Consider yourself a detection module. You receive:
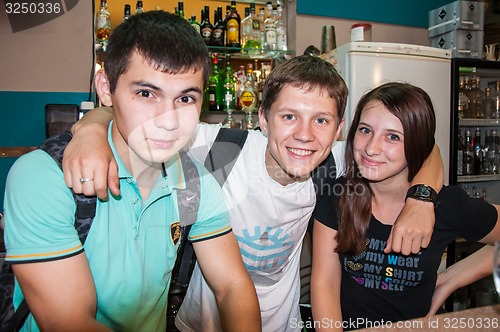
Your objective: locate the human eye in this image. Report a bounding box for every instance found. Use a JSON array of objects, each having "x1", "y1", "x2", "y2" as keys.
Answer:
[
  {"x1": 388, "y1": 133, "x2": 401, "y2": 141},
  {"x1": 137, "y1": 89, "x2": 154, "y2": 98},
  {"x1": 358, "y1": 126, "x2": 370, "y2": 135},
  {"x1": 178, "y1": 95, "x2": 196, "y2": 104},
  {"x1": 283, "y1": 114, "x2": 296, "y2": 121},
  {"x1": 315, "y1": 117, "x2": 328, "y2": 125}
]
